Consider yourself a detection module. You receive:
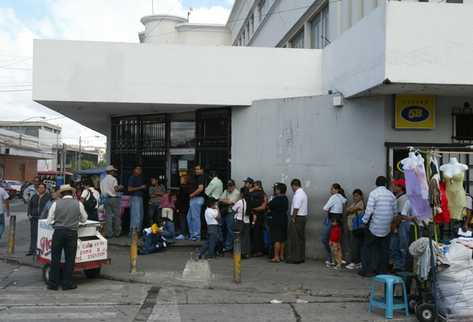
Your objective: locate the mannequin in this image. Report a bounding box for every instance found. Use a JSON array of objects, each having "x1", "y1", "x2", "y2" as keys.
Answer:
[
  {"x1": 440, "y1": 158, "x2": 468, "y2": 221},
  {"x1": 439, "y1": 158, "x2": 468, "y2": 178}
]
